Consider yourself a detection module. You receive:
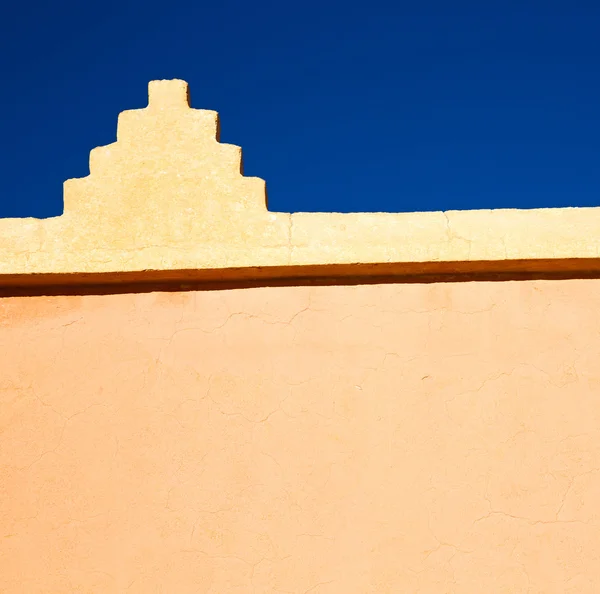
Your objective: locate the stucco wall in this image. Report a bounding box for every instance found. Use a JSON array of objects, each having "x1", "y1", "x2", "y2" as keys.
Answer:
[
  {"x1": 2, "y1": 279, "x2": 600, "y2": 592},
  {"x1": 3, "y1": 77, "x2": 600, "y2": 592}
]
